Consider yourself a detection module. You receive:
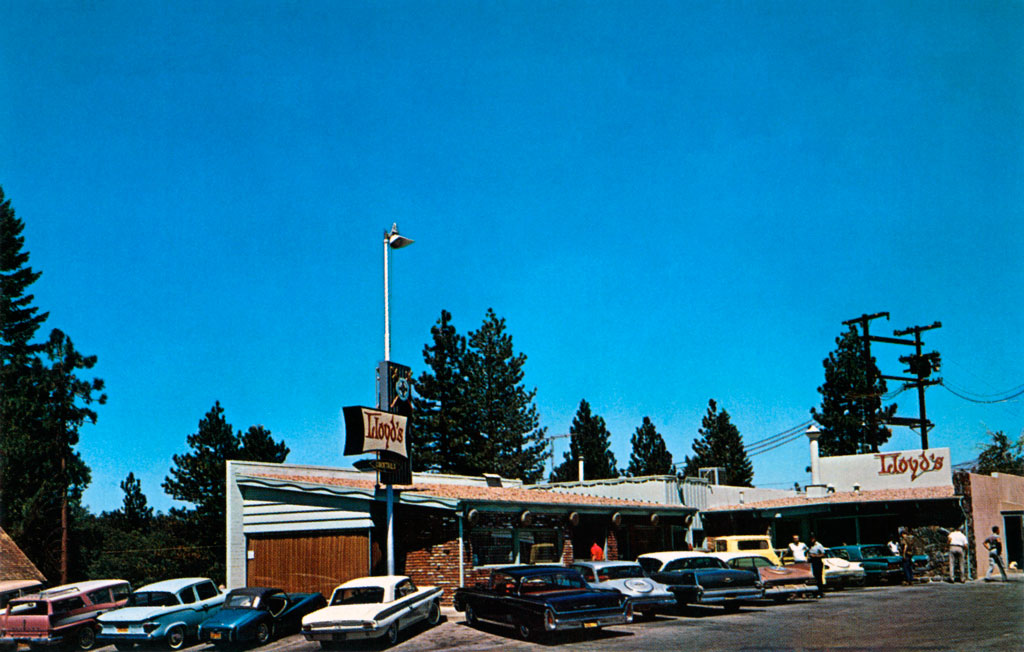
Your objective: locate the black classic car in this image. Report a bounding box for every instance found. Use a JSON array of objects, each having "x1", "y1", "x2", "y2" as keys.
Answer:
[
  {"x1": 637, "y1": 552, "x2": 763, "y2": 611},
  {"x1": 452, "y1": 566, "x2": 633, "y2": 640},
  {"x1": 197, "y1": 587, "x2": 326, "y2": 647}
]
